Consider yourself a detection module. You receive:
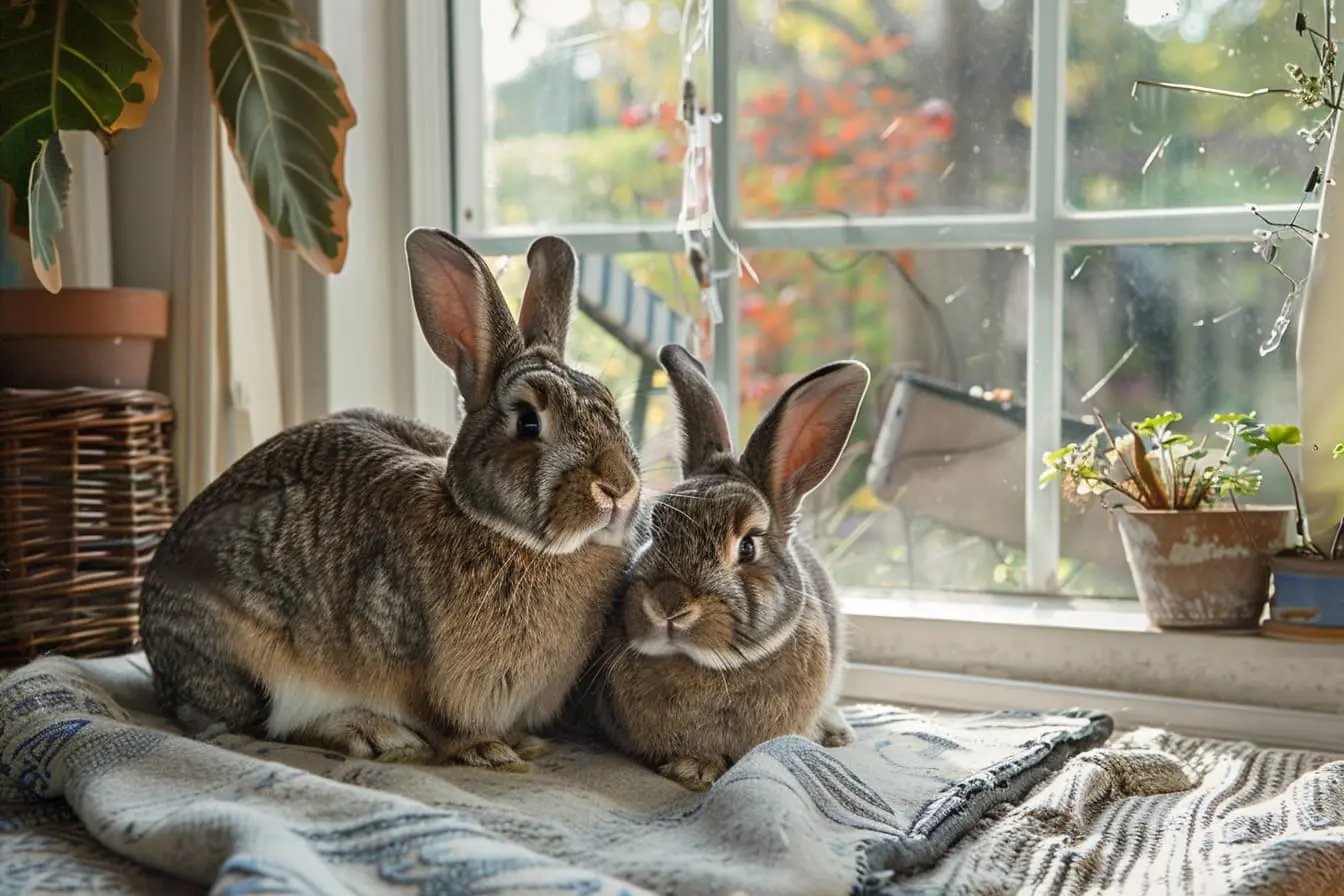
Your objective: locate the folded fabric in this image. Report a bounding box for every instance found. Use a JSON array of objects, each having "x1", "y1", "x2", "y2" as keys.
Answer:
[
  {"x1": 894, "y1": 727, "x2": 1344, "y2": 896},
  {"x1": 0, "y1": 654, "x2": 1111, "y2": 895}
]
